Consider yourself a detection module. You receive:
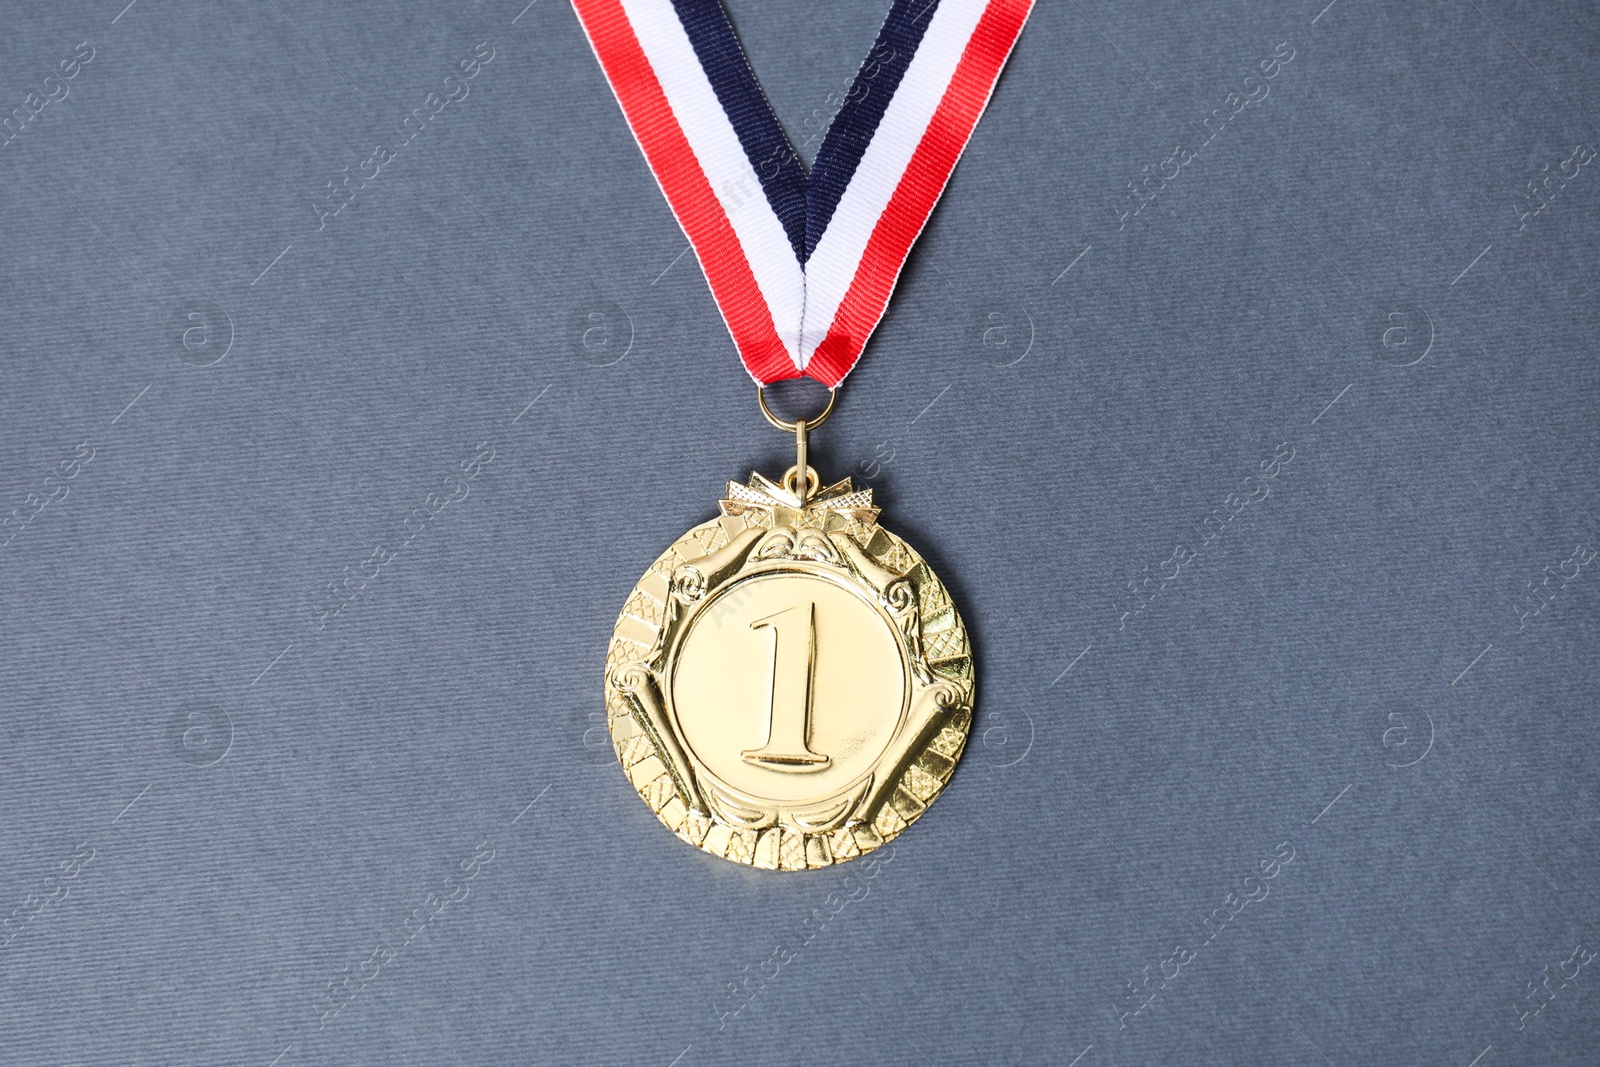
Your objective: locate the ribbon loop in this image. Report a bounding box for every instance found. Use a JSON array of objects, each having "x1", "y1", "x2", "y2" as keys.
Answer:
[{"x1": 572, "y1": 0, "x2": 1034, "y2": 386}]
